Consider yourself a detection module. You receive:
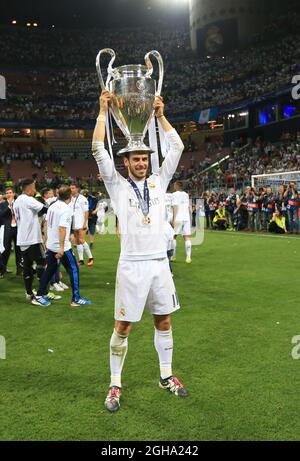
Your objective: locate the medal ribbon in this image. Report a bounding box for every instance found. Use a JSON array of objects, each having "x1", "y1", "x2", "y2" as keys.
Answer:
[{"x1": 127, "y1": 177, "x2": 150, "y2": 217}]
